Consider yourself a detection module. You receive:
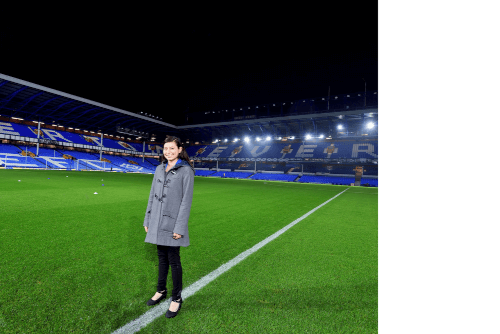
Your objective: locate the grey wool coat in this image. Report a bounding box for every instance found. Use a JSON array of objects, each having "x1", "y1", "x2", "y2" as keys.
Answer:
[{"x1": 143, "y1": 159, "x2": 195, "y2": 247}]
